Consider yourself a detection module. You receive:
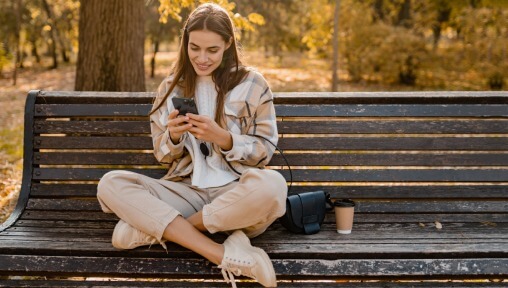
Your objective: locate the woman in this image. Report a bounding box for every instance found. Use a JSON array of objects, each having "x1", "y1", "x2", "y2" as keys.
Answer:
[{"x1": 97, "y1": 3, "x2": 287, "y2": 287}]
